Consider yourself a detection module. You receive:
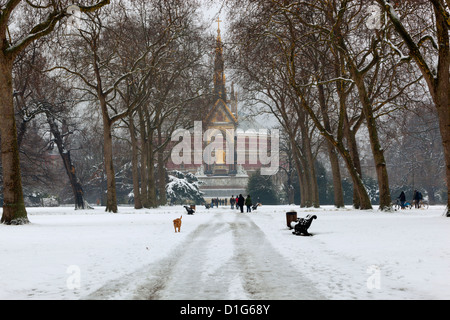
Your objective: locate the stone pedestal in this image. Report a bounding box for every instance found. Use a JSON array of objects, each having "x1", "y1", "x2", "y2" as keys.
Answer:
[{"x1": 198, "y1": 175, "x2": 248, "y2": 200}]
